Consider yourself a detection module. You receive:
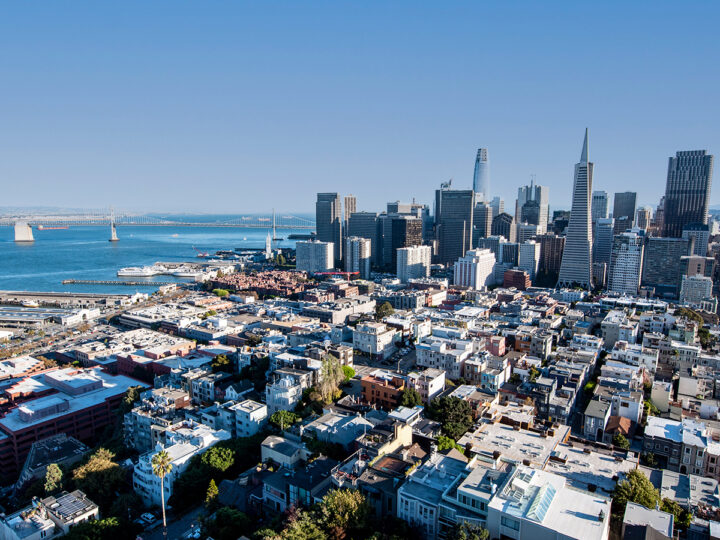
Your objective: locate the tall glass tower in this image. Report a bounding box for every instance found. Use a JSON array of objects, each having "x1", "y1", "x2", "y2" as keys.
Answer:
[
  {"x1": 557, "y1": 129, "x2": 594, "y2": 289},
  {"x1": 473, "y1": 148, "x2": 490, "y2": 202},
  {"x1": 662, "y1": 150, "x2": 714, "y2": 238}
]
